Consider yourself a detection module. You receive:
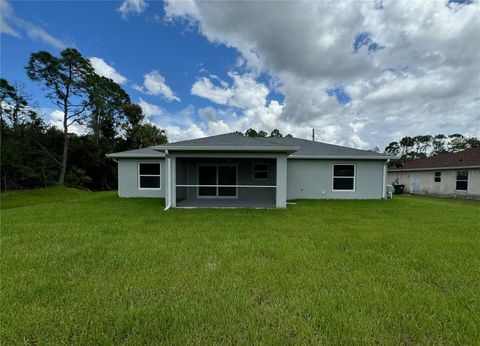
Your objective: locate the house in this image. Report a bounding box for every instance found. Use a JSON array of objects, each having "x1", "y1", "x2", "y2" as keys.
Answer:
[
  {"x1": 107, "y1": 133, "x2": 394, "y2": 209},
  {"x1": 387, "y1": 147, "x2": 480, "y2": 199}
]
